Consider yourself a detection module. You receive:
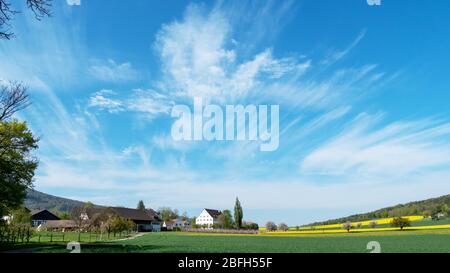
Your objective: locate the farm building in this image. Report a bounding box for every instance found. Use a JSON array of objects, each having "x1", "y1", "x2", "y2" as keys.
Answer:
[
  {"x1": 30, "y1": 209, "x2": 60, "y2": 227},
  {"x1": 162, "y1": 218, "x2": 188, "y2": 230},
  {"x1": 43, "y1": 220, "x2": 78, "y2": 232},
  {"x1": 83, "y1": 207, "x2": 162, "y2": 232},
  {"x1": 196, "y1": 209, "x2": 222, "y2": 228}
]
